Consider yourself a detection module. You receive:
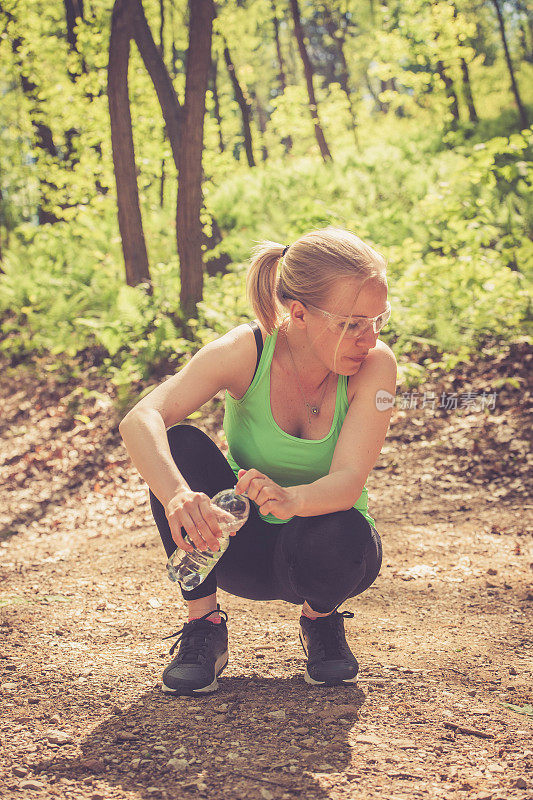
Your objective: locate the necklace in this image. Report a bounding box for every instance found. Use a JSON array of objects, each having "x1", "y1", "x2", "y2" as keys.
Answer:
[{"x1": 282, "y1": 327, "x2": 331, "y2": 425}]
